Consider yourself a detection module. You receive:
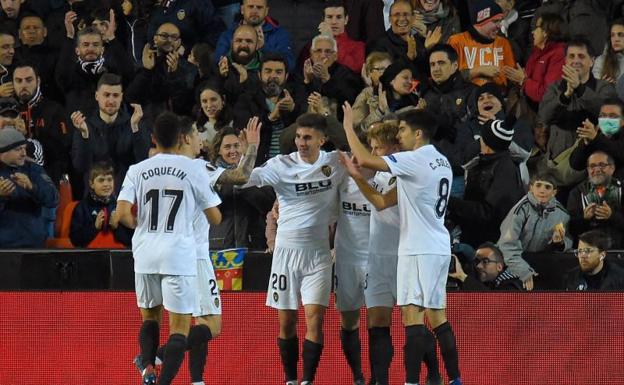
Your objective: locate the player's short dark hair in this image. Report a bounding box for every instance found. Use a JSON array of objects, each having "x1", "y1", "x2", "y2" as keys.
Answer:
[
  {"x1": 477, "y1": 242, "x2": 504, "y2": 263},
  {"x1": 578, "y1": 230, "x2": 610, "y2": 252},
  {"x1": 179, "y1": 116, "x2": 194, "y2": 136},
  {"x1": 88, "y1": 161, "x2": 114, "y2": 182},
  {"x1": 13, "y1": 61, "x2": 40, "y2": 78},
  {"x1": 397, "y1": 109, "x2": 438, "y2": 141},
  {"x1": 428, "y1": 44, "x2": 458, "y2": 63},
  {"x1": 96, "y1": 73, "x2": 122, "y2": 90},
  {"x1": 296, "y1": 113, "x2": 327, "y2": 134},
  {"x1": 602, "y1": 98, "x2": 624, "y2": 115},
  {"x1": 367, "y1": 121, "x2": 399, "y2": 146},
  {"x1": 154, "y1": 112, "x2": 182, "y2": 149},
  {"x1": 76, "y1": 26, "x2": 103, "y2": 46},
  {"x1": 261, "y1": 52, "x2": 288, "y2": 72},
  {"x1": 566, "y1": 36, "x2": 595, "y2": 57},
  {"x1": 529, "y1": 172, "x2": 558, "y2": 188}
]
